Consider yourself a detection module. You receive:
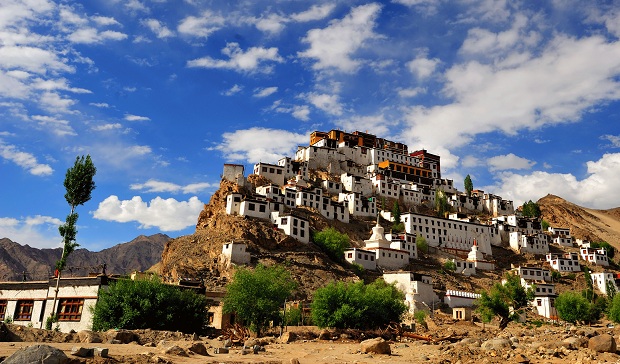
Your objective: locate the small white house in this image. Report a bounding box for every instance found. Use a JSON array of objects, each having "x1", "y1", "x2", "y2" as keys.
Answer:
[
  {"x1": 513, "y1": 266, "x2": 551, "y2": 282},
  {"x1": 509, "y1": 232, "x2": 549, "y2": 255},
  {"x1": 580, "y1": 247, "x2": 610, "y2": 266},
  {"x1": 0, "y1": 276, "x2": 108, "y2": 332},
  {"x1": 443, "y1": 290, "x2": 480, "y2": 308},
  {"x1": 383, "y1": 271, "x2": 439, "y2": 313},
  {"x1": 344, "y1": 248, "x2": 377, "y2": 270},
  {"x1": 253, "y1": 162, "x2": 285, "y2": 186},
  {"x1": 591, "y1": 272, "x2": 619, "y2": 296},
  {"x1": 271, "y1": 212, "x2": 310, "y2": 244},
  {"x1": 221, "y1": 241, "x2": 251, "y2": 266},
  {"x1": 546, "y1": 252, "x2": 580, "y2": 272}
]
